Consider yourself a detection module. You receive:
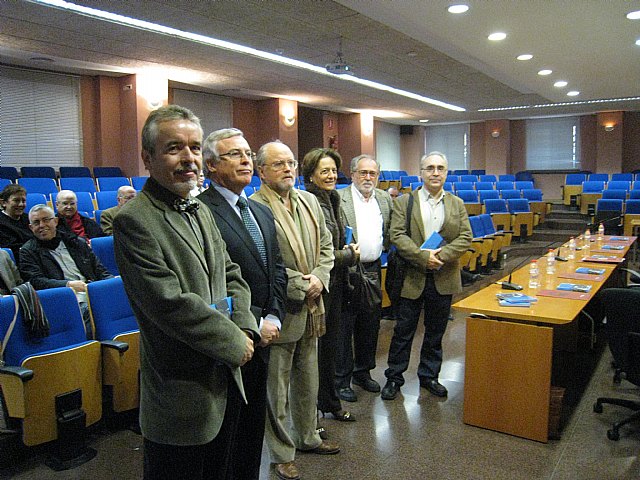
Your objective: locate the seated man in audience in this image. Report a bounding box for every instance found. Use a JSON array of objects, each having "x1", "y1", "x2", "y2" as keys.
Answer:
[
  {"x1": 98, "y1": 185, "x2": 137, "y2": 235},
  {"x1": 19, "y1": 204, "x2": 113, "y2": 337},
  {"x1": 55, "y1": 189, "x2": 105, "y2": 243},
  {"x1": 387, "y1": 186, "x2": 400, "y2": 199},
  {"x1": 0, "y1": 247, "x2": 23, "y2": 295}
]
